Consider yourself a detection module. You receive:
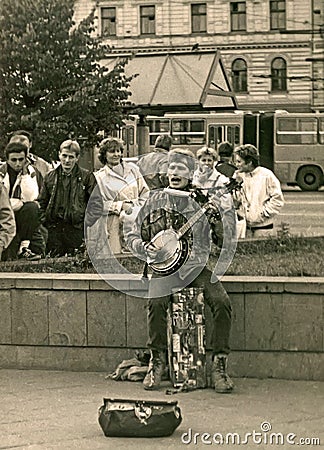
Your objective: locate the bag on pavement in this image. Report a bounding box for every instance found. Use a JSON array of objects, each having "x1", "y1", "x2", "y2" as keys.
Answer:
[{"x1": 98, "y1": 398, "x2": 182, "y2": 437}]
